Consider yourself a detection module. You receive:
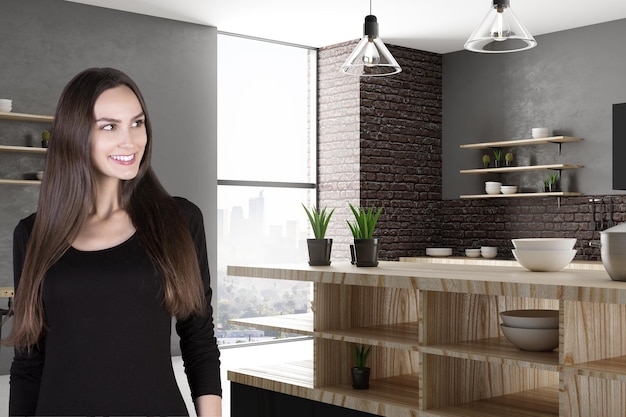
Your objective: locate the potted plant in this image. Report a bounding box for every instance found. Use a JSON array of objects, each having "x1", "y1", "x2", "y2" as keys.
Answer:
[
  {"x1": 547, "y1": 172, "x2": 559, "y2": 192},
  {"x1": 347, "y1": 203, "x2": 383, "y2": 267},
  {"x1": 482, "y1": 154, "x2": 490, "y2": 168},
  {"x1": 493, "y1": 148, "x2": 503, "y2": 167},
  {"x1": 41, "y1": 130, "x2": 50, "y2": 148},
  {"x1": 505, "y1": 152, "x2": 514, "y2": 167},
  {"x1": 350, "y1": 343, "x2": 372, "y2": 390},
  {"x1": 302, "y1": 204, "x2": 335, "y2": 266}
]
